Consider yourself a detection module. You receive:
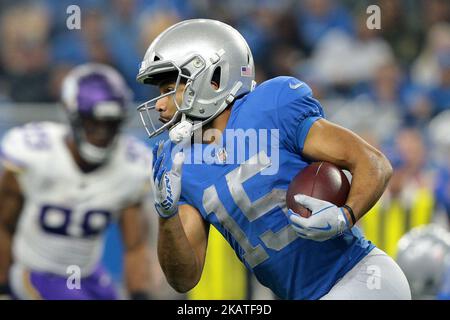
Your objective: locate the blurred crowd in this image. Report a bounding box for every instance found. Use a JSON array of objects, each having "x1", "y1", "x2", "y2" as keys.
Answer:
[{"x1": 1, "y1": 0, "x2": 450, "y2": 257}]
